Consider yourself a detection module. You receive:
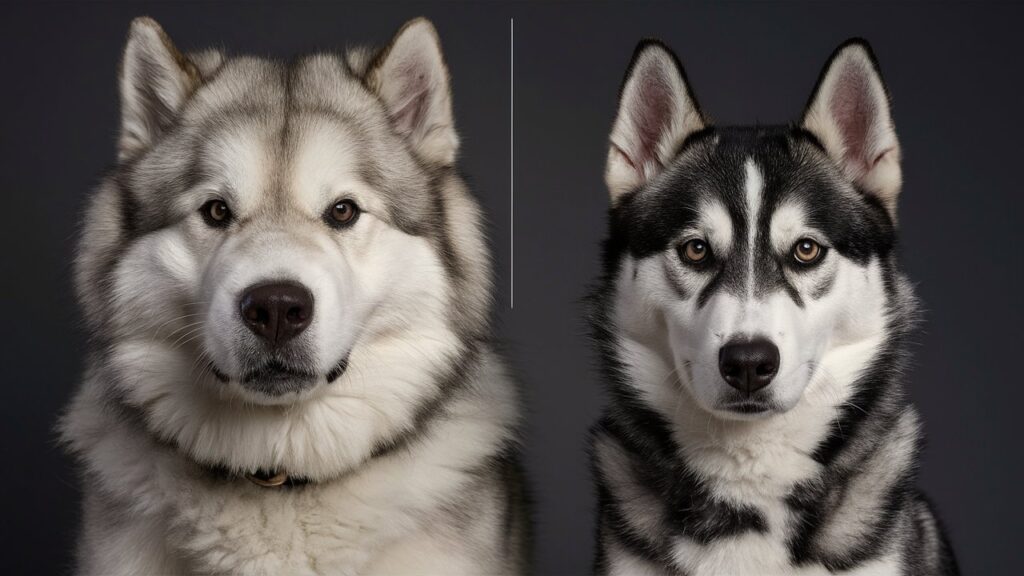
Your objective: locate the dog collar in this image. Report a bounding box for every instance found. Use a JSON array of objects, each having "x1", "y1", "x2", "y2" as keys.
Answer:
[
  {"x1": 245, "y1": 469, "x2": 291, "y2": 488},
  {"x1": 204, "y1": 464, "x2": 312, "y2": 489}
]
